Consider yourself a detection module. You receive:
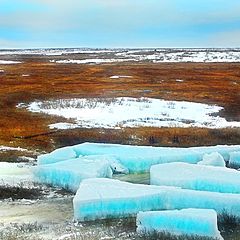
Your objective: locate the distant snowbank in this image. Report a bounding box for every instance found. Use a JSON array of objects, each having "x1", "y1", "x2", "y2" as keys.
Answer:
[{"x1": 18, "y1": 97, "x2": 240, "y2": 129}]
